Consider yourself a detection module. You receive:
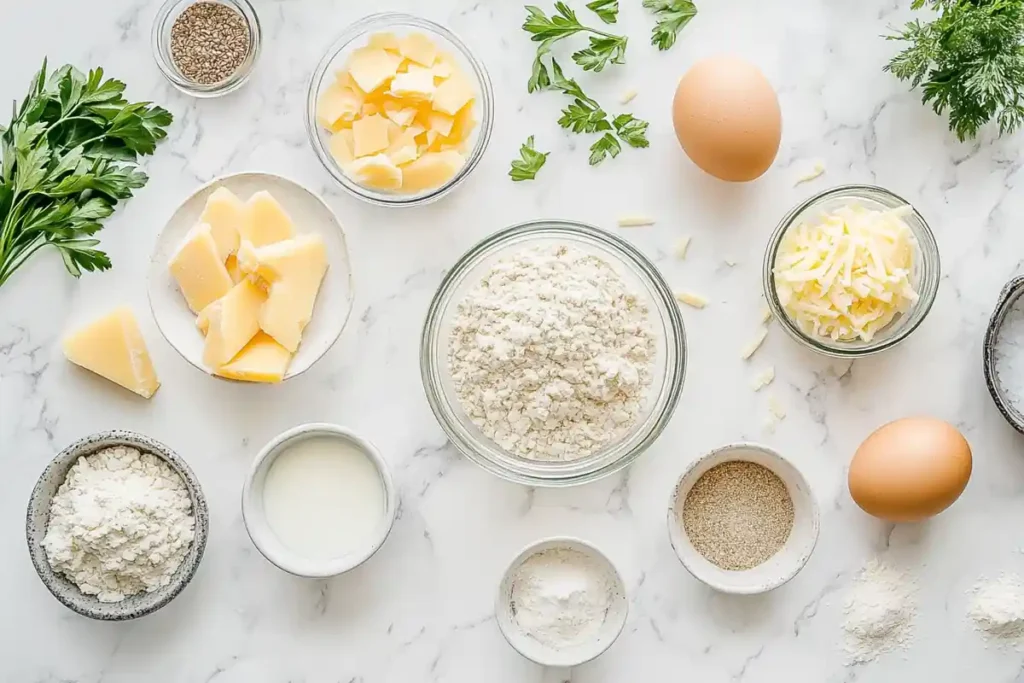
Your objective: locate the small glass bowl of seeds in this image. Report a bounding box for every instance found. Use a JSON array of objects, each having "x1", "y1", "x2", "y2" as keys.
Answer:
[
  {"x1": 667, "y1": 442, "x2": 820, "y2": 594},
  {"x1": 152, "y1": 0, "x2": 261, "y2": 97}
]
